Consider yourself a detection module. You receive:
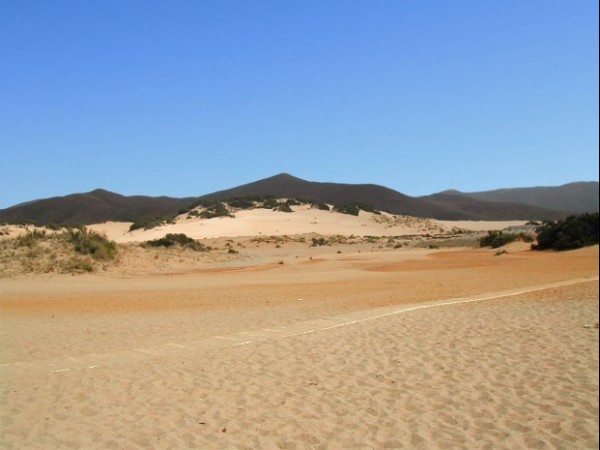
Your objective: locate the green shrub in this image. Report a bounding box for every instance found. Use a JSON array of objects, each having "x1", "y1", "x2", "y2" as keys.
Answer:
[
  {"x1": 65, "y1": 227, "x2": 117, "y2": 260},
  {"x1": 479, "y1": 231, "x2": 518, "y2": 248},
  {"x1": 333, "y1": 203, "x2": 380, "y2": 216},
  {"x1": 532, "y1": 213, "x2": 599, "y2": 251},
  {"x1": 276, "y1": 202, "x2": 294, "y2": 213},
  {"x1": 45, "y1": 223, "x2": 63, "y2": 231},
  {"x1": 311, "y1": 237, "x2": 329, "y2": 247},
  {"x1": 260, "y1": 196, "x2": 280, "y2": 209},
  {"x1": 519, "y1": 233, "x2": 535, "y2": 243},
  {"x1": 62, "y1": 256, "x2": 94, "y2": 273},
  {"x1": 312, "y1": 202, "x2": 330, "y2": 211},
  {"x1": 144, "y1": 233, "x2": 210, "y2": 251},
  {"x1": 129, "y1": 217, "x2": 164, "y2": 231},
  {"x1": 479, "y1": 230, "x2": 536, "y2": 249},
  {"x1": 227, "y1": 197, "x2": 255, "y2": 209},
  {"x1": 285, "y1": 198, "x2": 302, "y2": 206},
  {"x1": 200, "y1": 202, "x2": 233, "y2": 219},
  {"x1": 16, "y1": 230, "x2": 46, "y2": 247},
  {"x1": 355, "y1": 203, "x2": 379, "y2": 214},
  {"x1": 334, "y1": 204, "x2": 360, "y2": 216}
]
